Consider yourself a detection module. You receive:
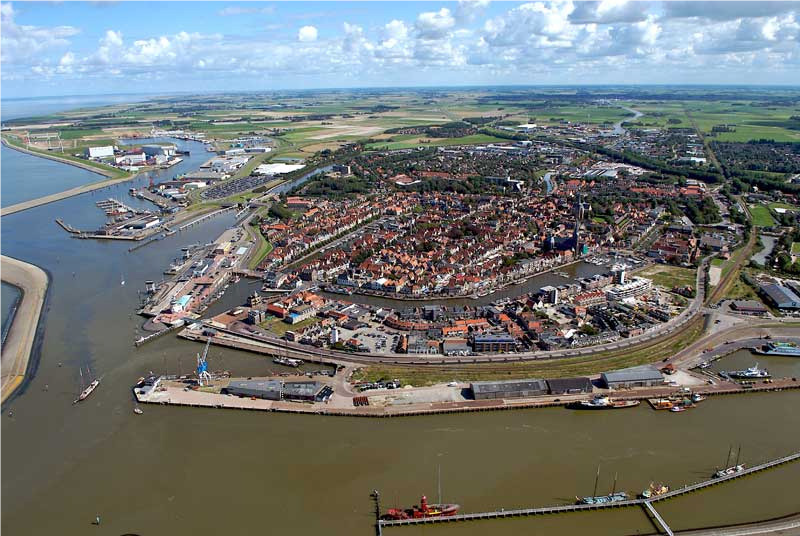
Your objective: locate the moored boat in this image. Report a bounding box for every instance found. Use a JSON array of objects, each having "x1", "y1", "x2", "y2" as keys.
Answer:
[
  {"x1": 273, "y1": 356, "x2": 303, "y2": 368},
  {"x1": 753, "y1": 342, "x2": 800, "y2": 357},
  {"x1": 639, "y1": 482, "x2": 670, "y2": 499},
  {"x1": 382, "y1": 495, "x2": 460, "y2": 520},
  {"x1": 725, "y1": 363, "x2": 770, "y2": 379},
  {"x1": 576, "y1": 491, "x2": 628, "y2": 505},
  {"x1": 570, "y1": 395, "x2": 640, "y2": 410}
]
